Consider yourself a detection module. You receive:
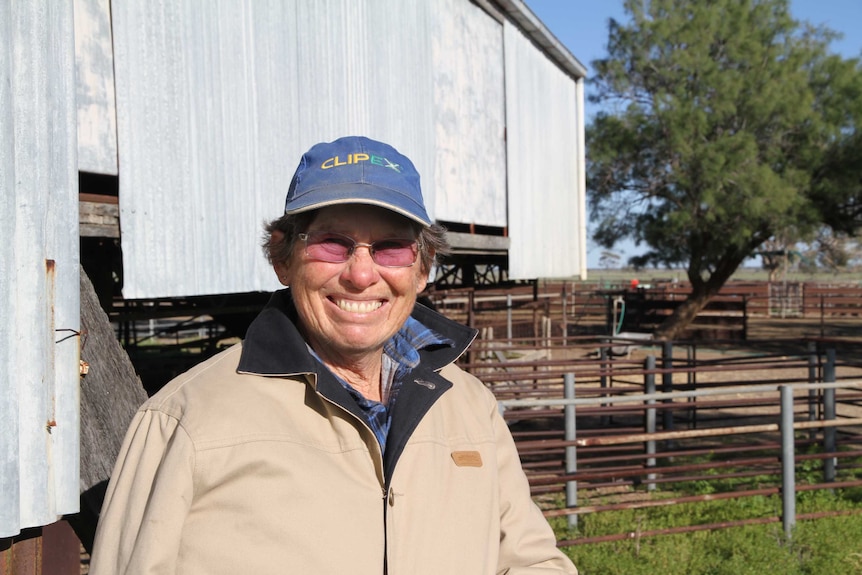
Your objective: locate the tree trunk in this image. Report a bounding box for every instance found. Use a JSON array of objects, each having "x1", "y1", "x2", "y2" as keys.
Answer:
[
  {"x1": 68, "y1": 266, "x2": 148, "y2": 552},
  {"x1": 652, "y1": 287, "x2": 715, "y2": 340},
  {"x1": 653, "y1": 245, "x2": 753, "y2": 341}
]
